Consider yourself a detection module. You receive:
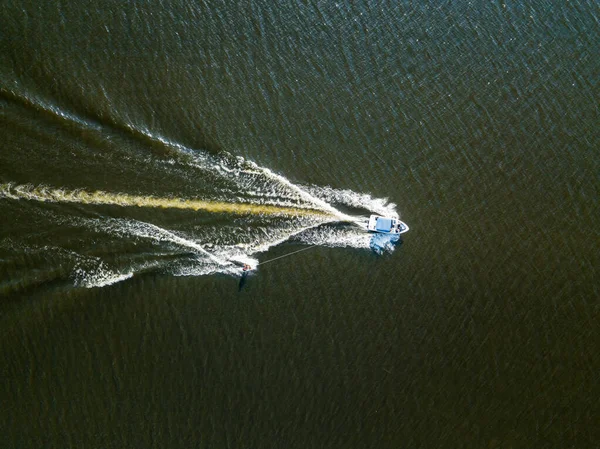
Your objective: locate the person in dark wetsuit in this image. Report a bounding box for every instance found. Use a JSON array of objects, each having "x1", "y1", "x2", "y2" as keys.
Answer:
[{"x1": 238, "y1": 264, "x2": 252, "y2": 292}]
